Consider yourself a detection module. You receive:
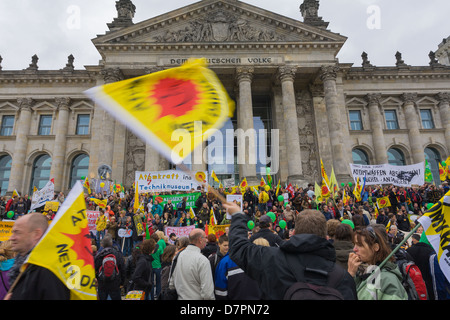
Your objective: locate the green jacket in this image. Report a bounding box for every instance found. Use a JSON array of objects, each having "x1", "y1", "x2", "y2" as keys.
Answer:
[{"x1": 354, "y1": 261, "x2": 408, "y2": 300}]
